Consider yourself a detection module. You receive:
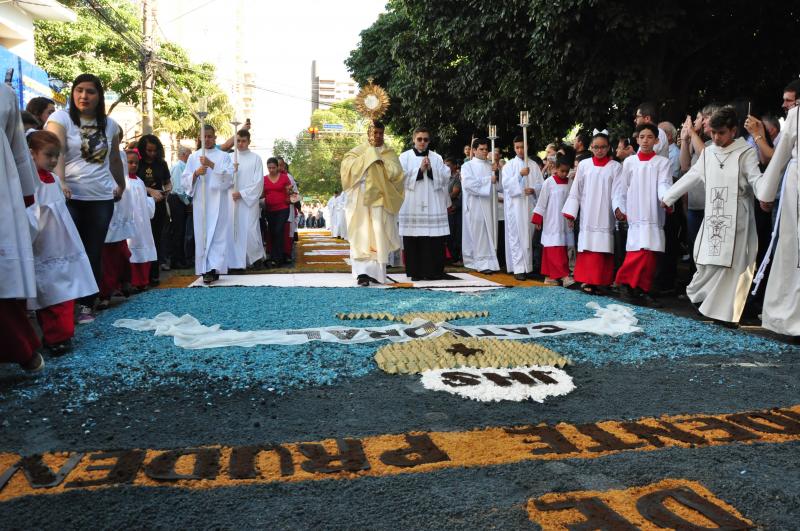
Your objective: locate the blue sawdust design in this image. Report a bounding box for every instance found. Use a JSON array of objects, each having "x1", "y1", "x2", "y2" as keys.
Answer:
[{"x1": 1, "y1": 287, "x2": 795, "y2": 404}]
